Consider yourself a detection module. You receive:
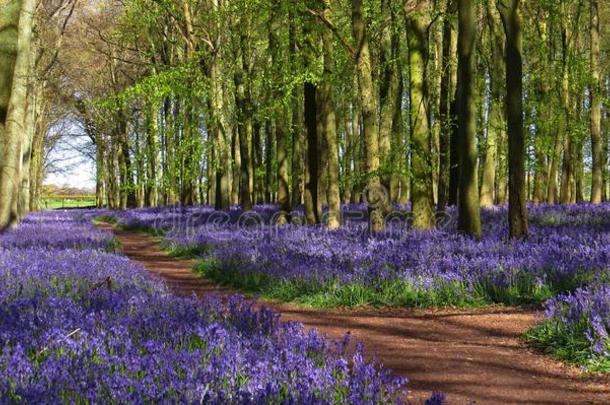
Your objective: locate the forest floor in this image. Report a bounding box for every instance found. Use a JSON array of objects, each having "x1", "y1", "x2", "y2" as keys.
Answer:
[{"x1": 97, "y1": 223, "x2": 610, "y2": 404}]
